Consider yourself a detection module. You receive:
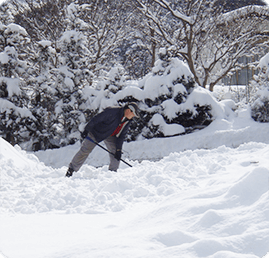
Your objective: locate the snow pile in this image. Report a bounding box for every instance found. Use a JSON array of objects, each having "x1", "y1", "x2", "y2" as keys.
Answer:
[
  {"x1": 259, "y1": 52, "x2": 269, "y2": 74},
  {"x1": 1, "y1": 111, "x2": 269, "y2": 258},
  {"x1": 34, "y1": 107, "x2": 269, "y2": 168}
]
